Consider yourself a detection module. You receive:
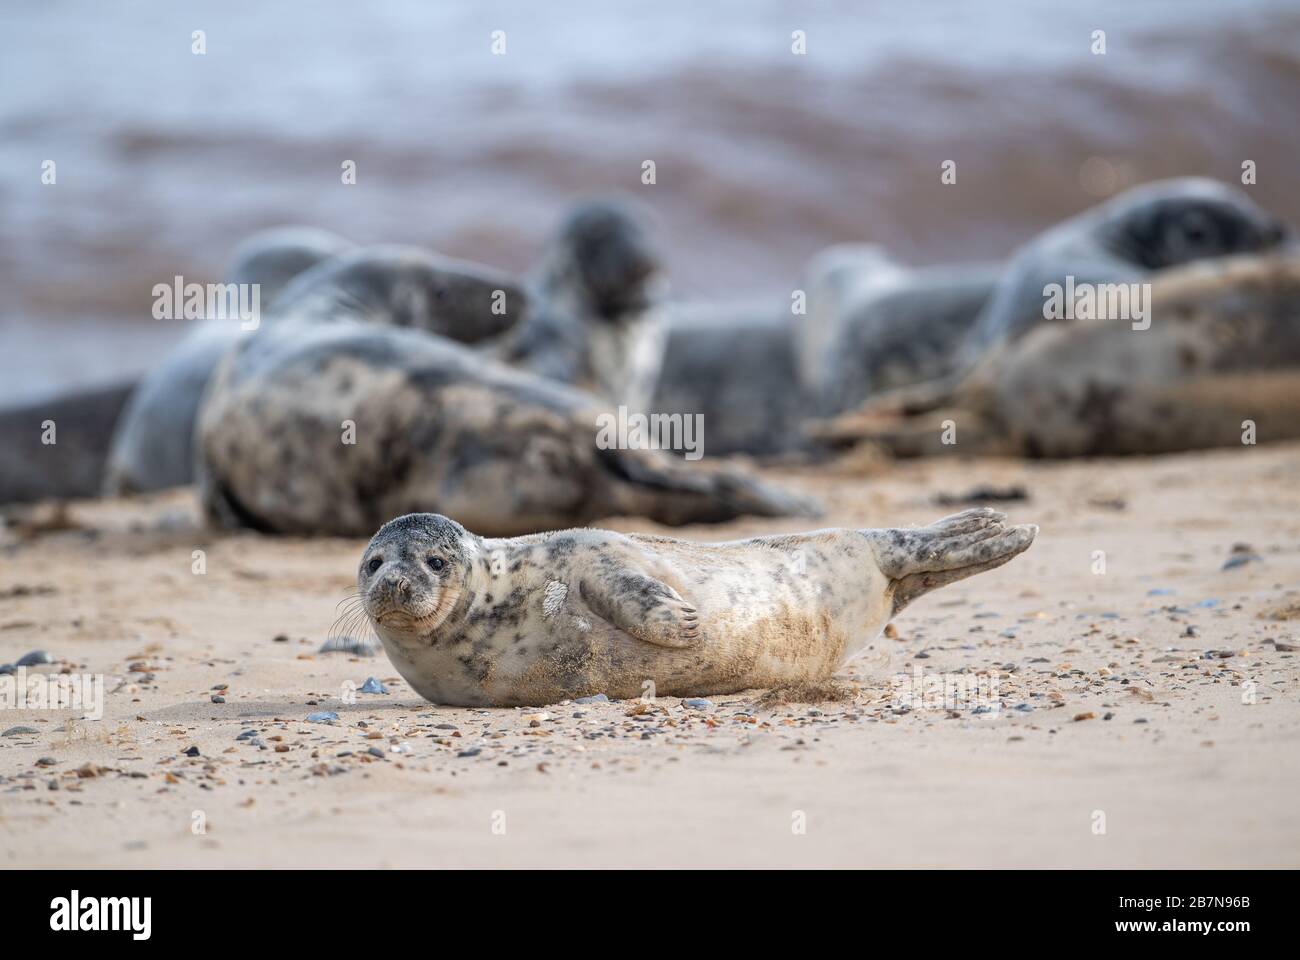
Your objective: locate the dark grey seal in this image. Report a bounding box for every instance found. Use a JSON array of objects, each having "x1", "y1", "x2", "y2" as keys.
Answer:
[{"x1": 495, "y1": 196, "x2": 663, "y2": 394}]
